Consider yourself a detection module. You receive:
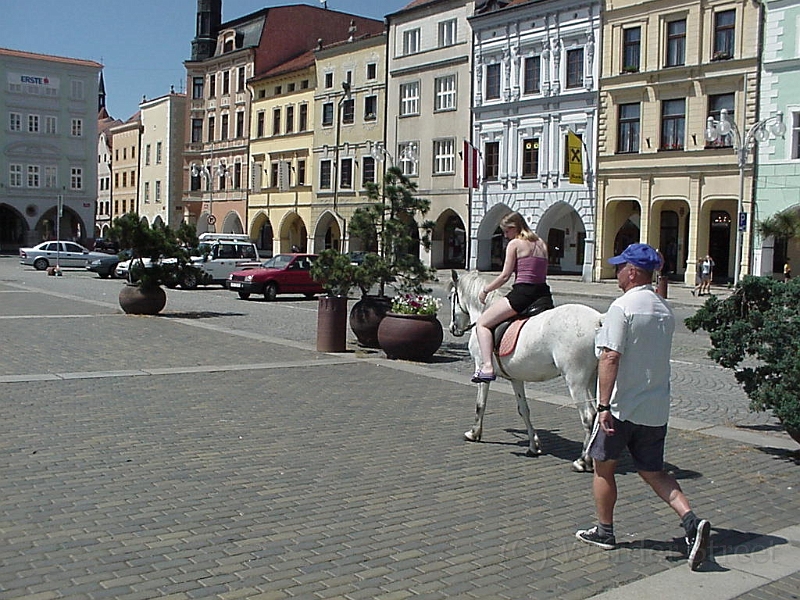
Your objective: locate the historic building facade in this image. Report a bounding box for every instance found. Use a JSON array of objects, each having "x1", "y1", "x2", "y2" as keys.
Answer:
[
  {"x1": 385, "y1": 0, "x2": 474, "y2": 270},
  {"x1": 752, "y1": 0, "x2": 800, "y2": 277},
  {"x1": 469, "y1": 0, "x2": 600, "y2": 279},
  {"x1": 0, "y1": 48, "x2": 101, "y2": 248},
  {"x1": 597, "y1": 0, "x2": 761, "y2": 283},
  {"x1": 183, "y1": 1, "x2": 383, "y2": 237},
  {"x1": 139, "y1": 90, "x2": 187, "y2": 228},
  {"x1": 108, "y1": 114, "x2": 141, "y2": 222}
]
